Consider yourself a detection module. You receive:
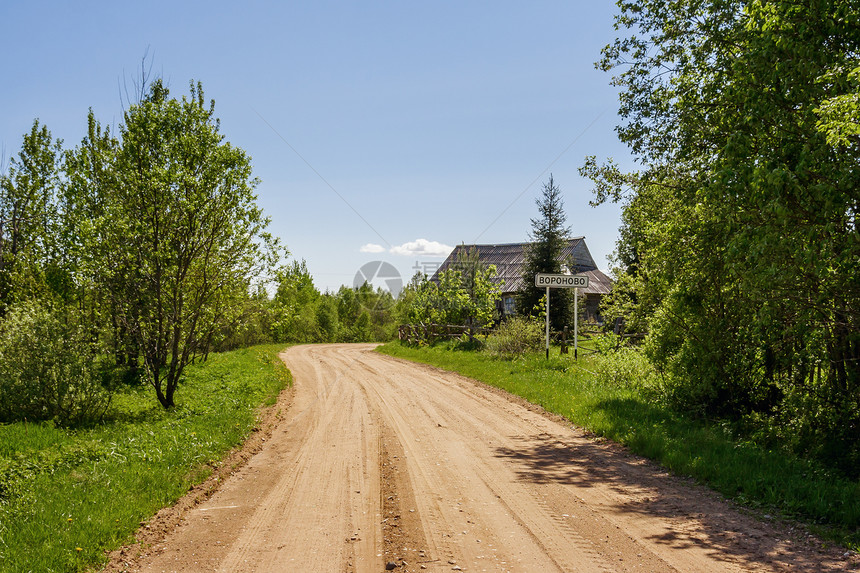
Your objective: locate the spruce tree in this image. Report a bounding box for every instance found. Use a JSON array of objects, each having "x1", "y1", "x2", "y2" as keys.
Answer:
[{"x1": 517, "y1": 175, "x2": 573, "y2": 330}]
